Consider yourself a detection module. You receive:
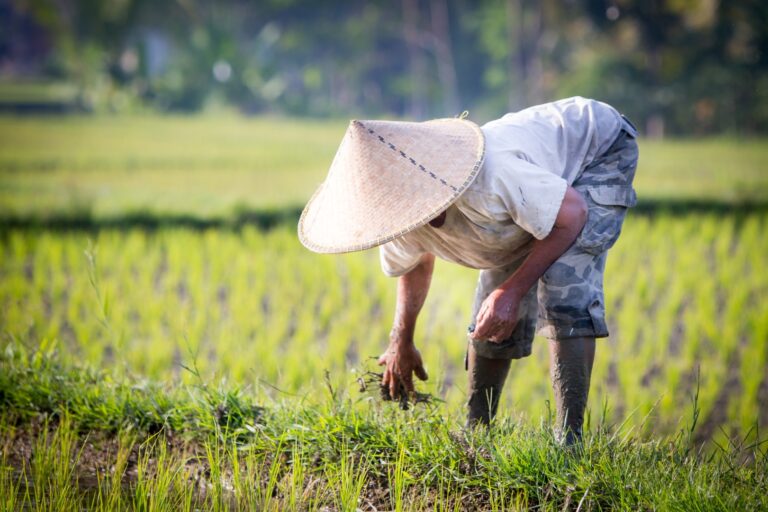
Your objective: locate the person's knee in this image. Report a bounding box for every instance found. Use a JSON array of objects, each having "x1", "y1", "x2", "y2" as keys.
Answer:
[
  {"x1": 549, "y1": 337, "x2": 596, "y2": 356},
  {"x1": 549, "y1": 337, "x2": 596, "y2": 372}
]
